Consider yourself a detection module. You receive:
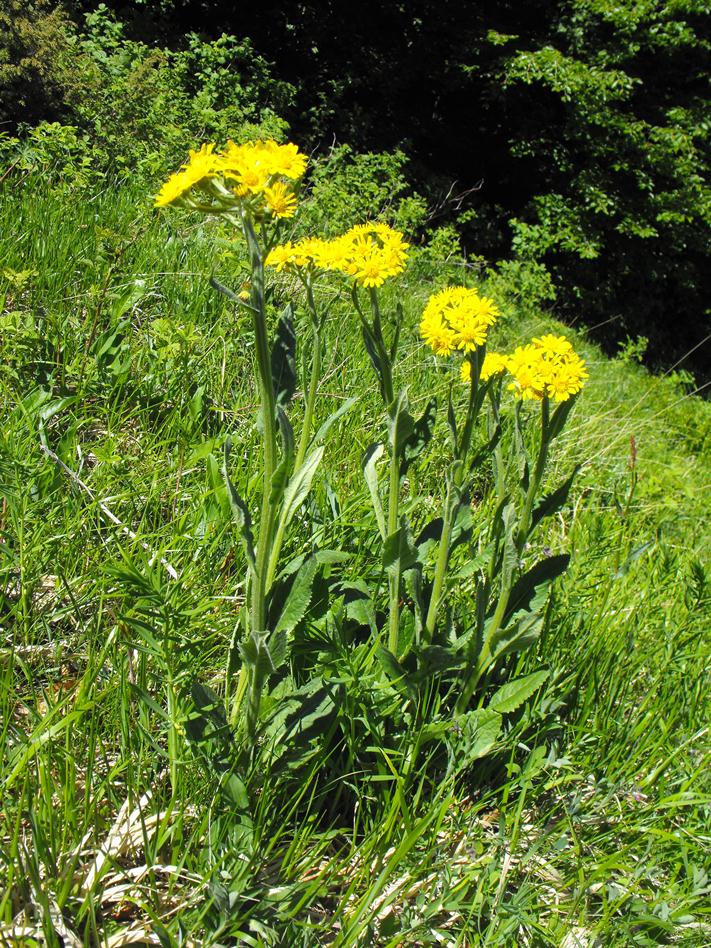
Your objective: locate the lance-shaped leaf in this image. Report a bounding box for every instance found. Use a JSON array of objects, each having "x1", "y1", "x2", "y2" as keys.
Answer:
[
  {"x1": 279, "y1": 444, "x2": 324, "y2": 529},
  {"x1": 362, "y1": 442, "x2": 387, "y2": 538},
  {"x1": 390, "y1": 300, "x2": 404, "y2": 361},
  {"x1": 271, "y1": 304, "x2": 297, "y2": 407},
  {"x1": 500, "y1": 502, "x2": 519, "y2": 589},
  {"x1": 531, "y1": 465, "x2": 581, "y2": 531},
  {"x1": 311, "y1": 395, "x2": 358, "y2": 446},
  {"x1": 446, "y1": 382, "x2": 458, "y2": 451},
  {"x1": 239, "y1": 630, "x2": 276, "y2": 682},
  {"x1": 502, "y1": 553, "x2": 570, "y2": 627},
  {"x1": 383, "y1": 521, "x2": 419, "y2": 577},
  {"x1": 400, "y1": 398, "x2": 436, "y2": 475},
  {"x1": 386, "y1": 388, "x2": 415, "y2": 457},
  {"x1": 222, "y1": 437, "x2": 256, "y2": 572},
  {"x1": 210, "y1": 276, "x2": 253, "y2": 310},
  {"x1": 361, "y1": 322, "x2": 388, "y2": 402},
  {"x1": 490, "y1": 669, "x2": 550, "y2": 714},
  {"x1": 274, "y1": 555, "x2": 320, "y2": 634},
  {"x1": 547, "y1": 395, "x2": 577, "y2": 442}
]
